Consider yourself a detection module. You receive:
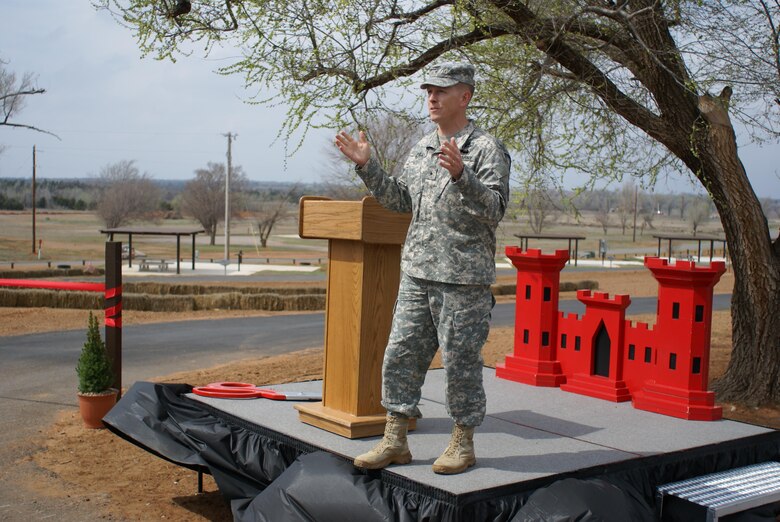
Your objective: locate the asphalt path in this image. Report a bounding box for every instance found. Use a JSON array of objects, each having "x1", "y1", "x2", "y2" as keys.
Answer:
[{"x1": 0, "y1": 293, "x2": 732, "y2": 410}]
